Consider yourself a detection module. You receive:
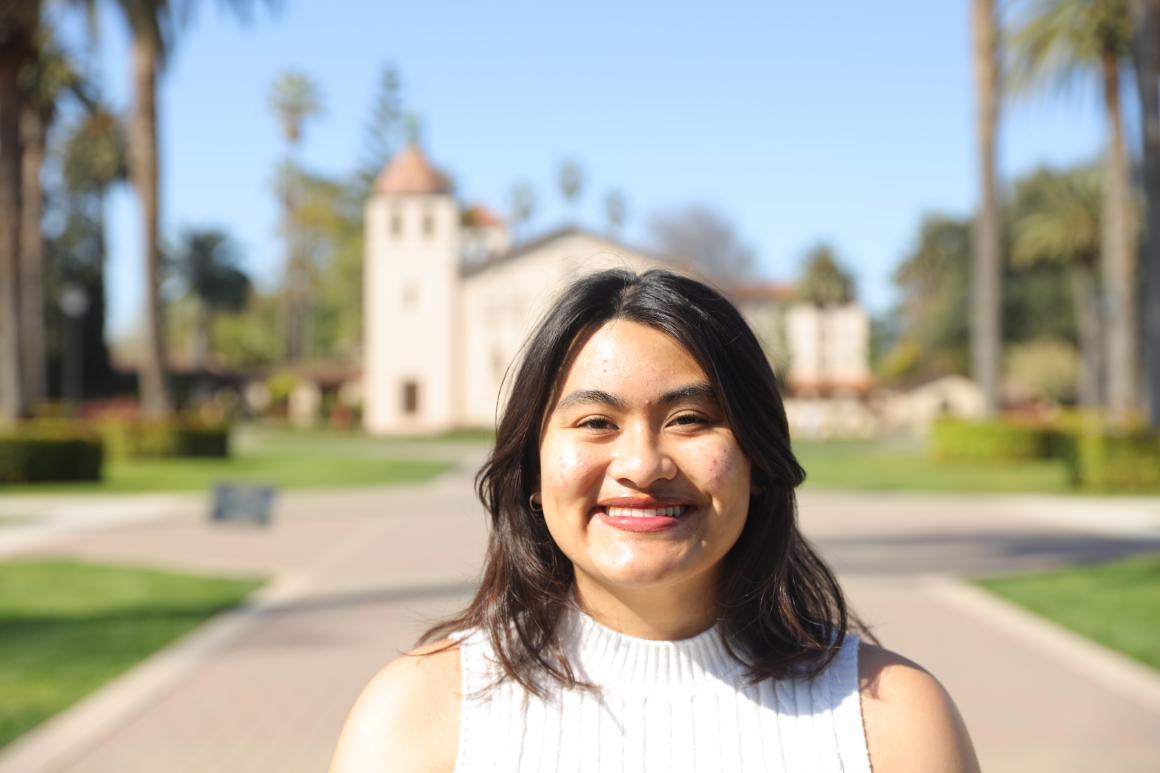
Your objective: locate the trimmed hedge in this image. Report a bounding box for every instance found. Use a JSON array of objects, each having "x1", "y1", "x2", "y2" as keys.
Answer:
[
  {"x1": 103, "y1": 420, "x2": 232, "y2": 459},
  {"x1": 0, "y1": 429, "x2": 104, "y2": 483},
  {"x1": 930, "y1": 418, "x2": 1051, "y2": 462},
  {"x1": 1064, "y1": 429, "x2": 1160, "y2": 490}
]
